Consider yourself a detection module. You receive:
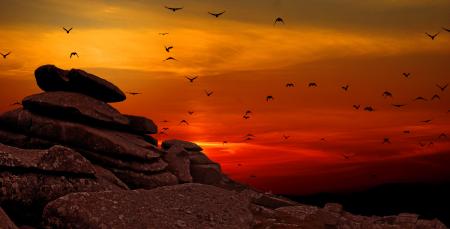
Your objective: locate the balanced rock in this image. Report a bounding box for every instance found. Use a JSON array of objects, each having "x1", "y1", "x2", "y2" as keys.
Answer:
[
  {"x1": 34, "y1": 65, "x2": 126, "y2": 103},
  {"x1": 0, "y1": 109, "x2": 160, "y2": 160},
  {"x1": 42, "y1": 183, "x2": 254, "y2": 229}
]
